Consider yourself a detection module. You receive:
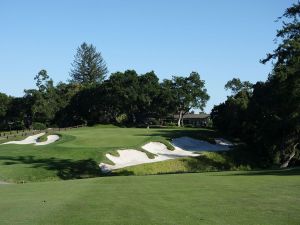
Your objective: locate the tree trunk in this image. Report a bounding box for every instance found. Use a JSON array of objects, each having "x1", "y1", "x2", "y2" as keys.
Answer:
[
  {"x1": 280, "y1": 143, "x2": 298, "y2": 168},
  {"x1": 177, "y1": 111, "x2": 183, "y2": 127}
]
